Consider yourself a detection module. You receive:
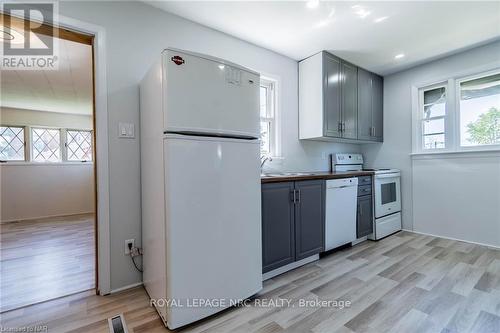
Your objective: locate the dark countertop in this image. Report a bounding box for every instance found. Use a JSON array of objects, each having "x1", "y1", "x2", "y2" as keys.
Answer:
[{"x1": 261, "y1": 170, "x2": 374, "y2": 183}]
